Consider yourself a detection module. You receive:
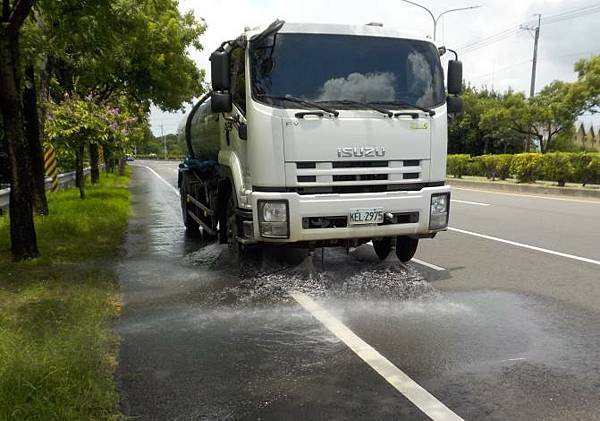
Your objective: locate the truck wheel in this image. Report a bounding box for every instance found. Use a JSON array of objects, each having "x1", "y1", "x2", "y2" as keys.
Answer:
[
  {"x1": 395, "y1": 236, "x2": 419, "y2": 262},
  {"x1": 180, "y1": 184, "x2": 199, "y2": 233},
  {"x1": 226, "y1": 195, "x2": 242, "y2": 261},
  {"x1": 372, "y1": 238, "x2": 392, "y2": 260}
]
